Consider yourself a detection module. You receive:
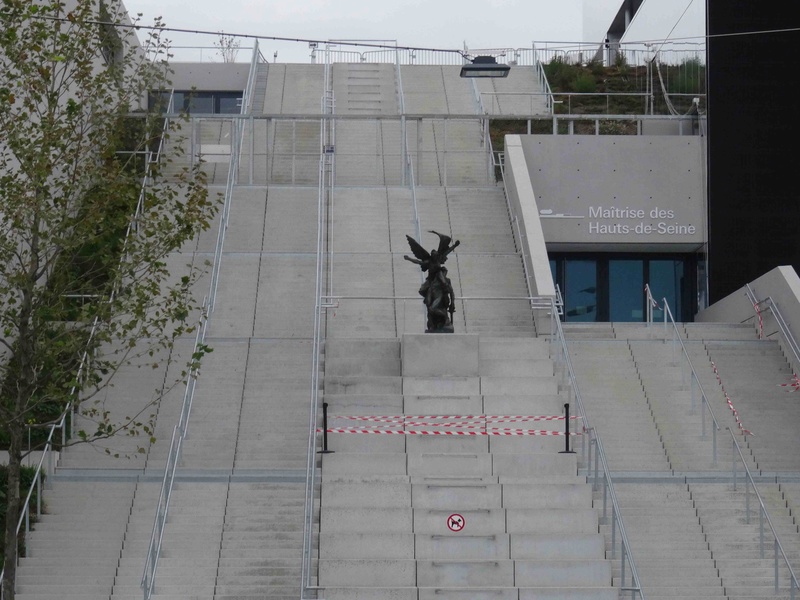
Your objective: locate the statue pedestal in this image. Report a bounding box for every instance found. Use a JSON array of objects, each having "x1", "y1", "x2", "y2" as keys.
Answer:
[{"x1": 401, "y1": 333, "x2": 479, "y2": 378}]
